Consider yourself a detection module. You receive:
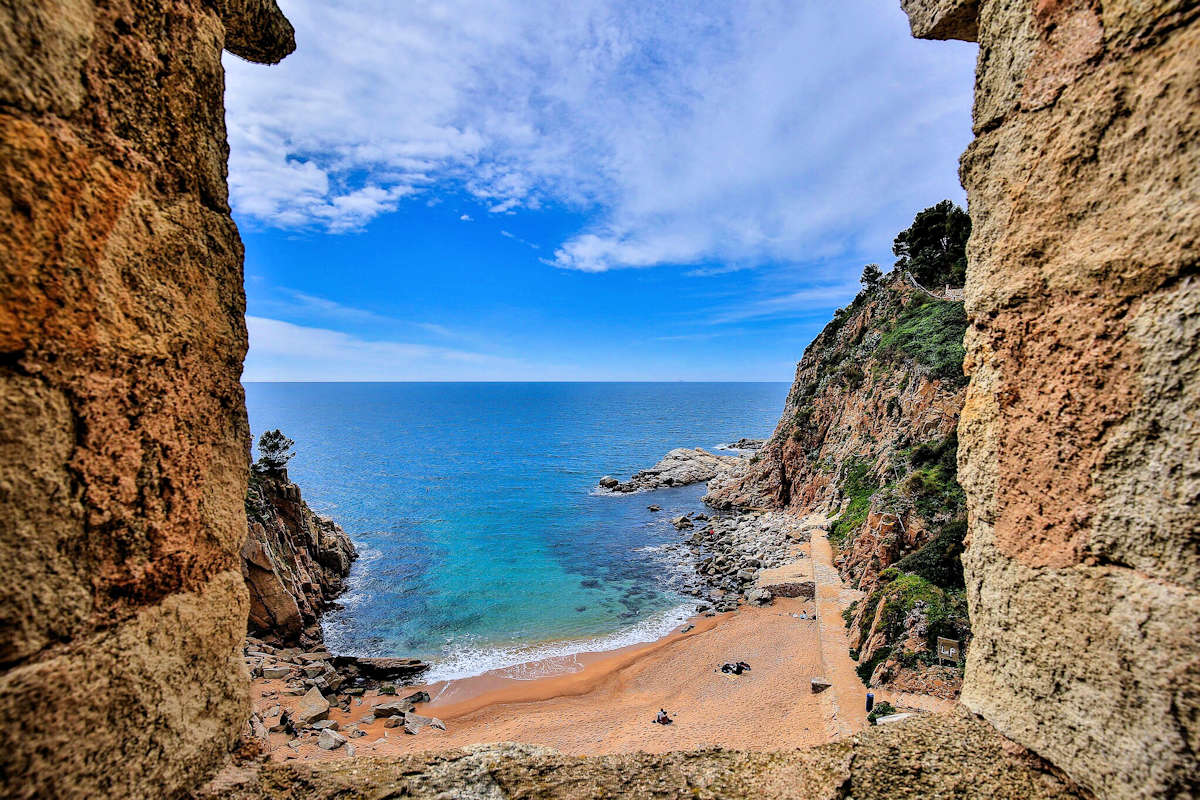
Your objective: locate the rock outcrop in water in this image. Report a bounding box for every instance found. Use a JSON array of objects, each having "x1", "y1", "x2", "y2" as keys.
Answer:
[
  {"x1": 0, "y1": 1, "x2": 294, "y2": 798},
  {"x1": 599, "y1": 447, "x2": 743, "y2": 493},
  {"x1": 242, "y1": 470, "x2": 357, "y2": 647}
]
